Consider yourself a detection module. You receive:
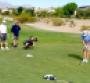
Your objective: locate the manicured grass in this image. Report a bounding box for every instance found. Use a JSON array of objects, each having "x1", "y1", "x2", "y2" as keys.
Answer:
[{"x1": 0, "y1": 23, "x2": 89, "y2": 83}]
